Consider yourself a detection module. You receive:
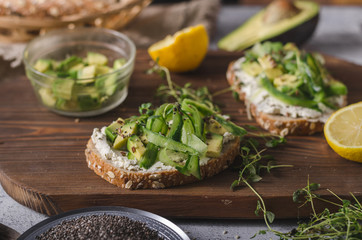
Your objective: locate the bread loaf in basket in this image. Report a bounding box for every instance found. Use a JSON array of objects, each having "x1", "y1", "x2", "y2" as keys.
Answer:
[{"x1": 0, "y1": 0, "x2": 151, "y2": 42}]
